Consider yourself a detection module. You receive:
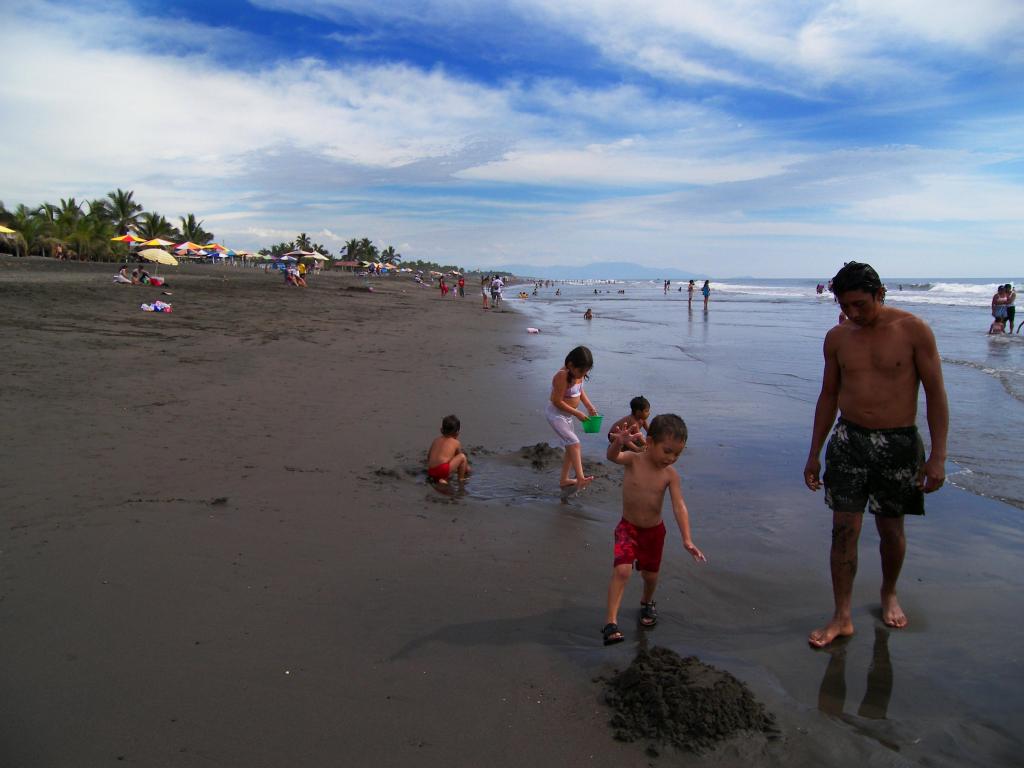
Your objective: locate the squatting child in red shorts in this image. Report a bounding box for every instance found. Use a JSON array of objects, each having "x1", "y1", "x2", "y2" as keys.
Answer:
[
  {"x1": 426, "y1": 414, "x2": 470, "y2": 485},
  {"x1": 602, "y1": 414, "x2": 706, "y2": 645}
]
